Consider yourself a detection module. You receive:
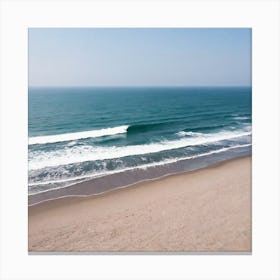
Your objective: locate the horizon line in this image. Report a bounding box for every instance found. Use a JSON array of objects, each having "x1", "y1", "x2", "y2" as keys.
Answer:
[{"x1": 29, "y1": 85, "x2": 252, "y2": 88}]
